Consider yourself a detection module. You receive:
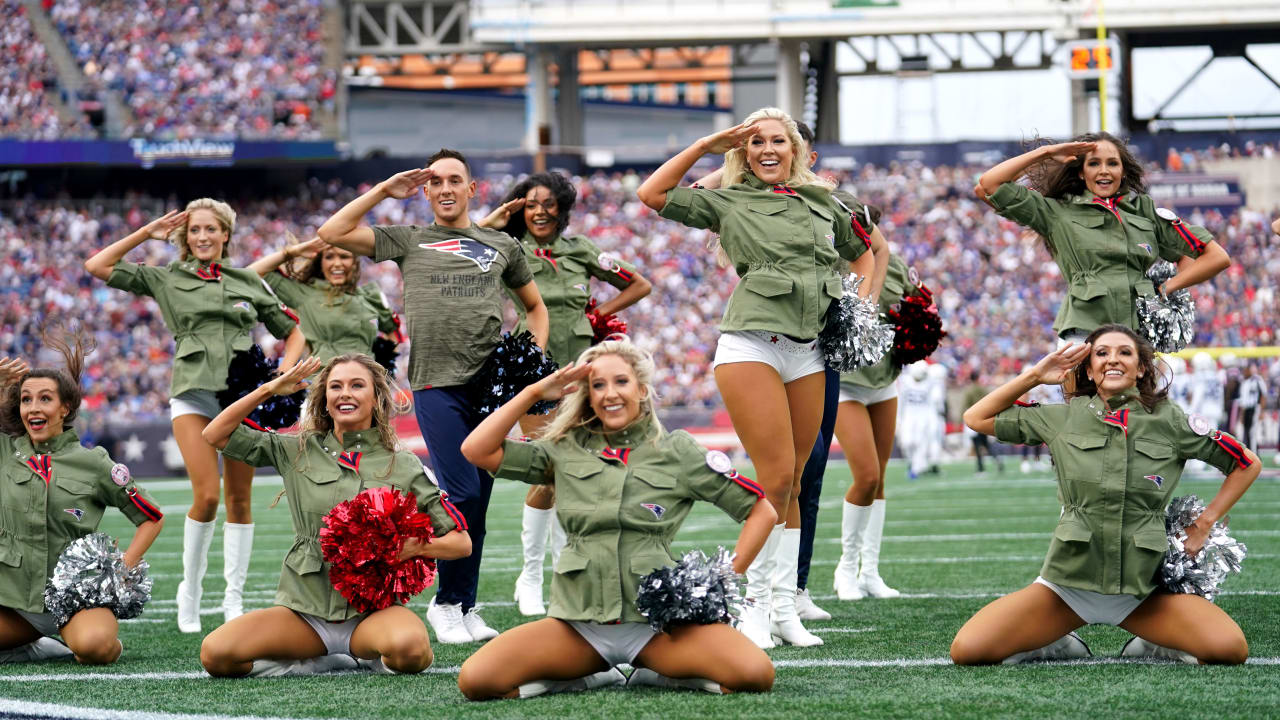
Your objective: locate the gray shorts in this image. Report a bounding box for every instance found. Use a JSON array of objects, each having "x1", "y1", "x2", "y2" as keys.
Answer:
[
  {"x1": 15, "y1": 609, "x2": 59, "y2": 637},
  {"x1": 838, "y1": 381, "x2": 898, "y2": 406},
  {"x1": 296, "y1": 610, "x2": 366, "y2": 655},
  {"x1": 169, "y1": 389, "x2": 221, "y2": 420},
  {"x1": 1035, "y1": 576, "x2": 1145, "y2": 626},
  {"x1": 567, "y1": 621, "x2": 657, "y2": 666}
]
